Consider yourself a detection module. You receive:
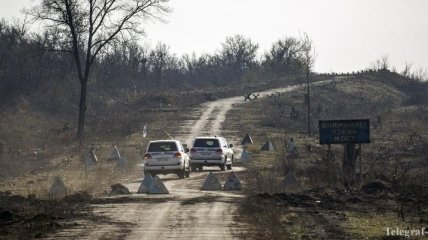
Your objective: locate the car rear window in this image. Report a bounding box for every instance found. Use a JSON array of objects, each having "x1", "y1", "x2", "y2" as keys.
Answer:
[
  {"x1": 148, "y1": 142, "x2": 177, "y2": 152},
  {"x1": 193, "y1": 139, "x2": 220, "y2": 148}
]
